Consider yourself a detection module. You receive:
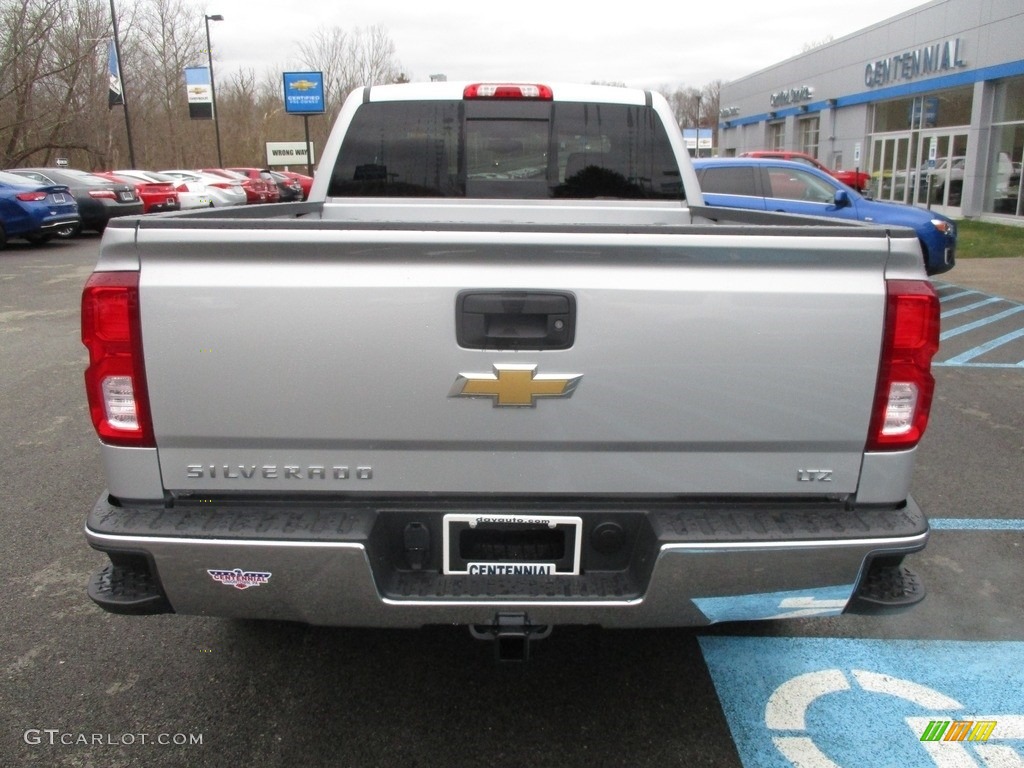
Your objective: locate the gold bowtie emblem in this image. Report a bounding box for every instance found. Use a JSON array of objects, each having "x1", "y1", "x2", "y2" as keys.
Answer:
[{"x1": 450, "y1": 364, "x2": 582, "y2": 407}]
